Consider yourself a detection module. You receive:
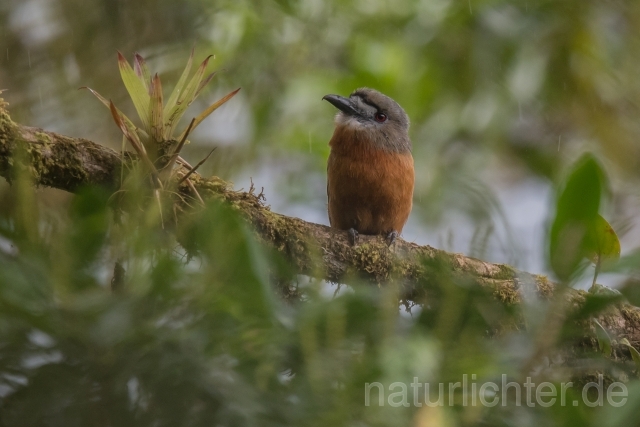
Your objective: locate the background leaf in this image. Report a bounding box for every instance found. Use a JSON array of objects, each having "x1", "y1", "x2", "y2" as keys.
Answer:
[
  {"x1": 549, "y1": 154, "x2": 607, "y2": 281},
  {"x1": 593, "y1": 319, "x2": 612, "y2": 356},
  {"x1": 620, "y1": 338, "x2": 640, "y2": 371},
  {"x1": 585, "y1": 214, "x2": 621, "y2": 265}
]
